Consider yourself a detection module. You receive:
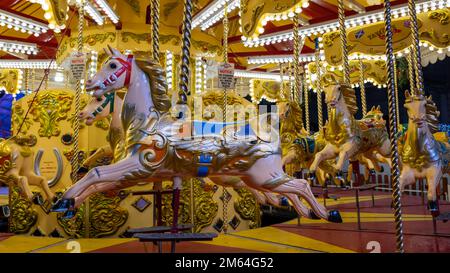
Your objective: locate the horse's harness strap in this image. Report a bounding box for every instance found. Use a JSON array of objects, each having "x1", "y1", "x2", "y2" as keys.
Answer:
[
  {"x1": 92, "y1": 93, "x2": 115, "y2": 117},
  {"x1": 101, "y1": 54, "x2": 133, "y2": 89}
]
